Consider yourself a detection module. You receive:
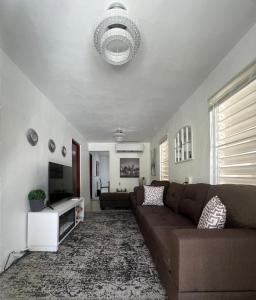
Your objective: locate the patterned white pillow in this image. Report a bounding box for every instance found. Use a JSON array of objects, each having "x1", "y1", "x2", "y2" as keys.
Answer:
[
  {"x1": 143, "y1": 186, "x2": 164, "y2": 206},
  {"x1": 198, "y1": 196, "x2": 226, "y2": 229}
]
